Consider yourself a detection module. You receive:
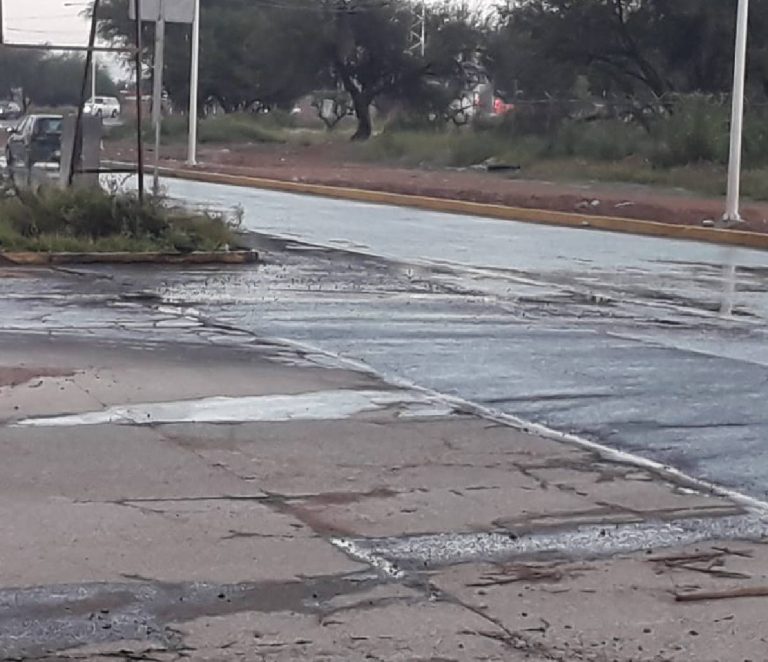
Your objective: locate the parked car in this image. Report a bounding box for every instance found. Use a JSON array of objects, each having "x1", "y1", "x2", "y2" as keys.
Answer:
[
  {"x1": 0, "y1": 100, "x2": 22, "y2": 121},
  {"x1": 5, "y1": 114, "x2": 63, "y2": 168},
  {"x1": 84, "y1": 96, "x2": 121, "y2": 118}
]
